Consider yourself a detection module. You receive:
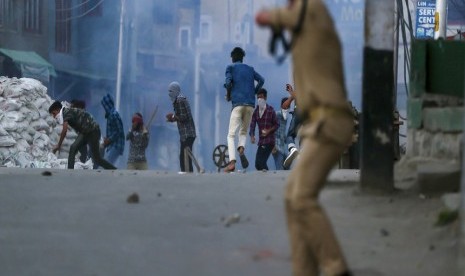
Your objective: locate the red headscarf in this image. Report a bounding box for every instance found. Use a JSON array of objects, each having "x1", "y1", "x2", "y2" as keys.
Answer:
[{"x1": 132, "y1": 114, "x2": 143, "y2": 125}]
